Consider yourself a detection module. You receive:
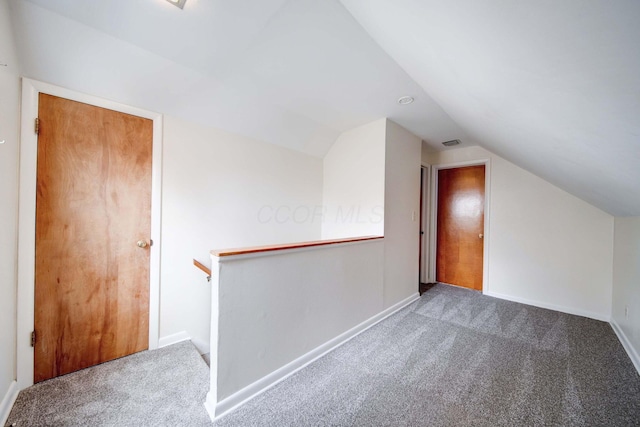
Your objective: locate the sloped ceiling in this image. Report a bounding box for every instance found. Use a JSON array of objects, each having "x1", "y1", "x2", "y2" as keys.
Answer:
[
  {"x1": 341, "y1": 0, "x2": 640, "y2": 216},
  {"x1": 9, "y1": 0, "x2": 466, "y2": 157},
  {"x1": 8, "y1": 0, "x2": 640, "y2": 215}
]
